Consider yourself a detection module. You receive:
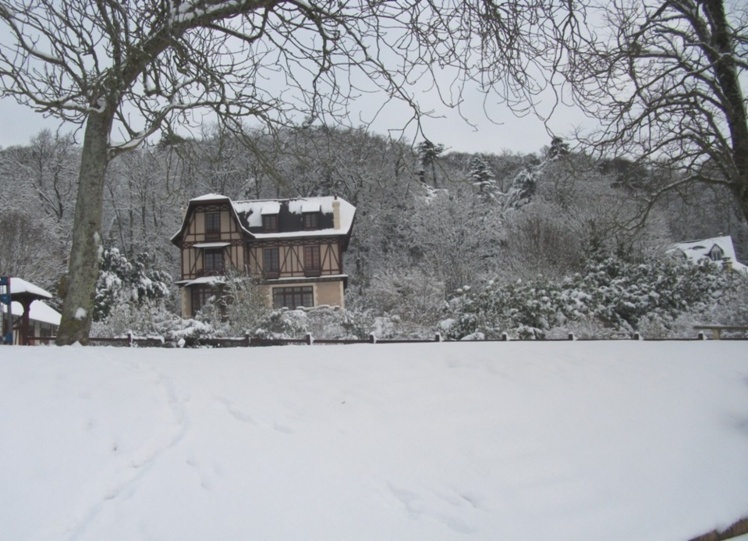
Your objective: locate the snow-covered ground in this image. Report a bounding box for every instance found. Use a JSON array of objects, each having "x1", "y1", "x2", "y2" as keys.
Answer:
[{"x1": 1, "y1": 341, "x2": 747, "y2": 541}]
